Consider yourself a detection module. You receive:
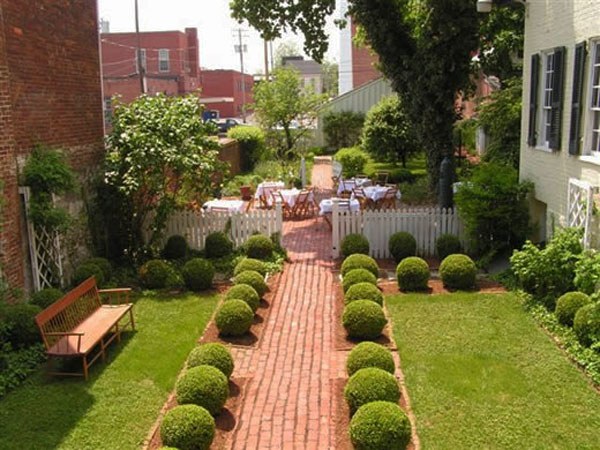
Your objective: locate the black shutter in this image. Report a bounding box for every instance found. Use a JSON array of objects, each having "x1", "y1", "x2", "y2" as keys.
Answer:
[
  {"x1": 569, "y1": 42, "x2": 587, "y2": 155},
  {"x1": 528, "y1": 54, "x2": 540, "y2": 147},
  {"x1": 548, "y1": 46, "x2": 566, "y2": 150}
]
